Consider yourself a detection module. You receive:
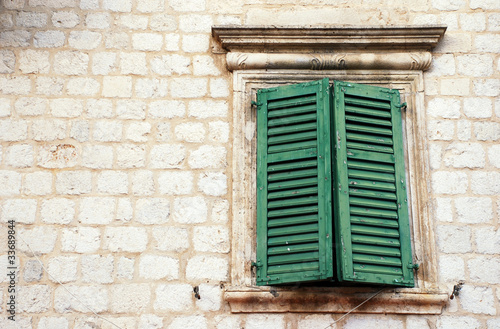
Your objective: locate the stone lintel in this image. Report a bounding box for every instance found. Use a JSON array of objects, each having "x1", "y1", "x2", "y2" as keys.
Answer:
[
  {"x1": 225, "y1": 287, "x2": 449, "y2": 314},
  {"x1": 226, "y1": 52, "x2": 432, "y2": 71},
  {"x1": 212, "y1": 25, "x2": 447, "y2": 53}
]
